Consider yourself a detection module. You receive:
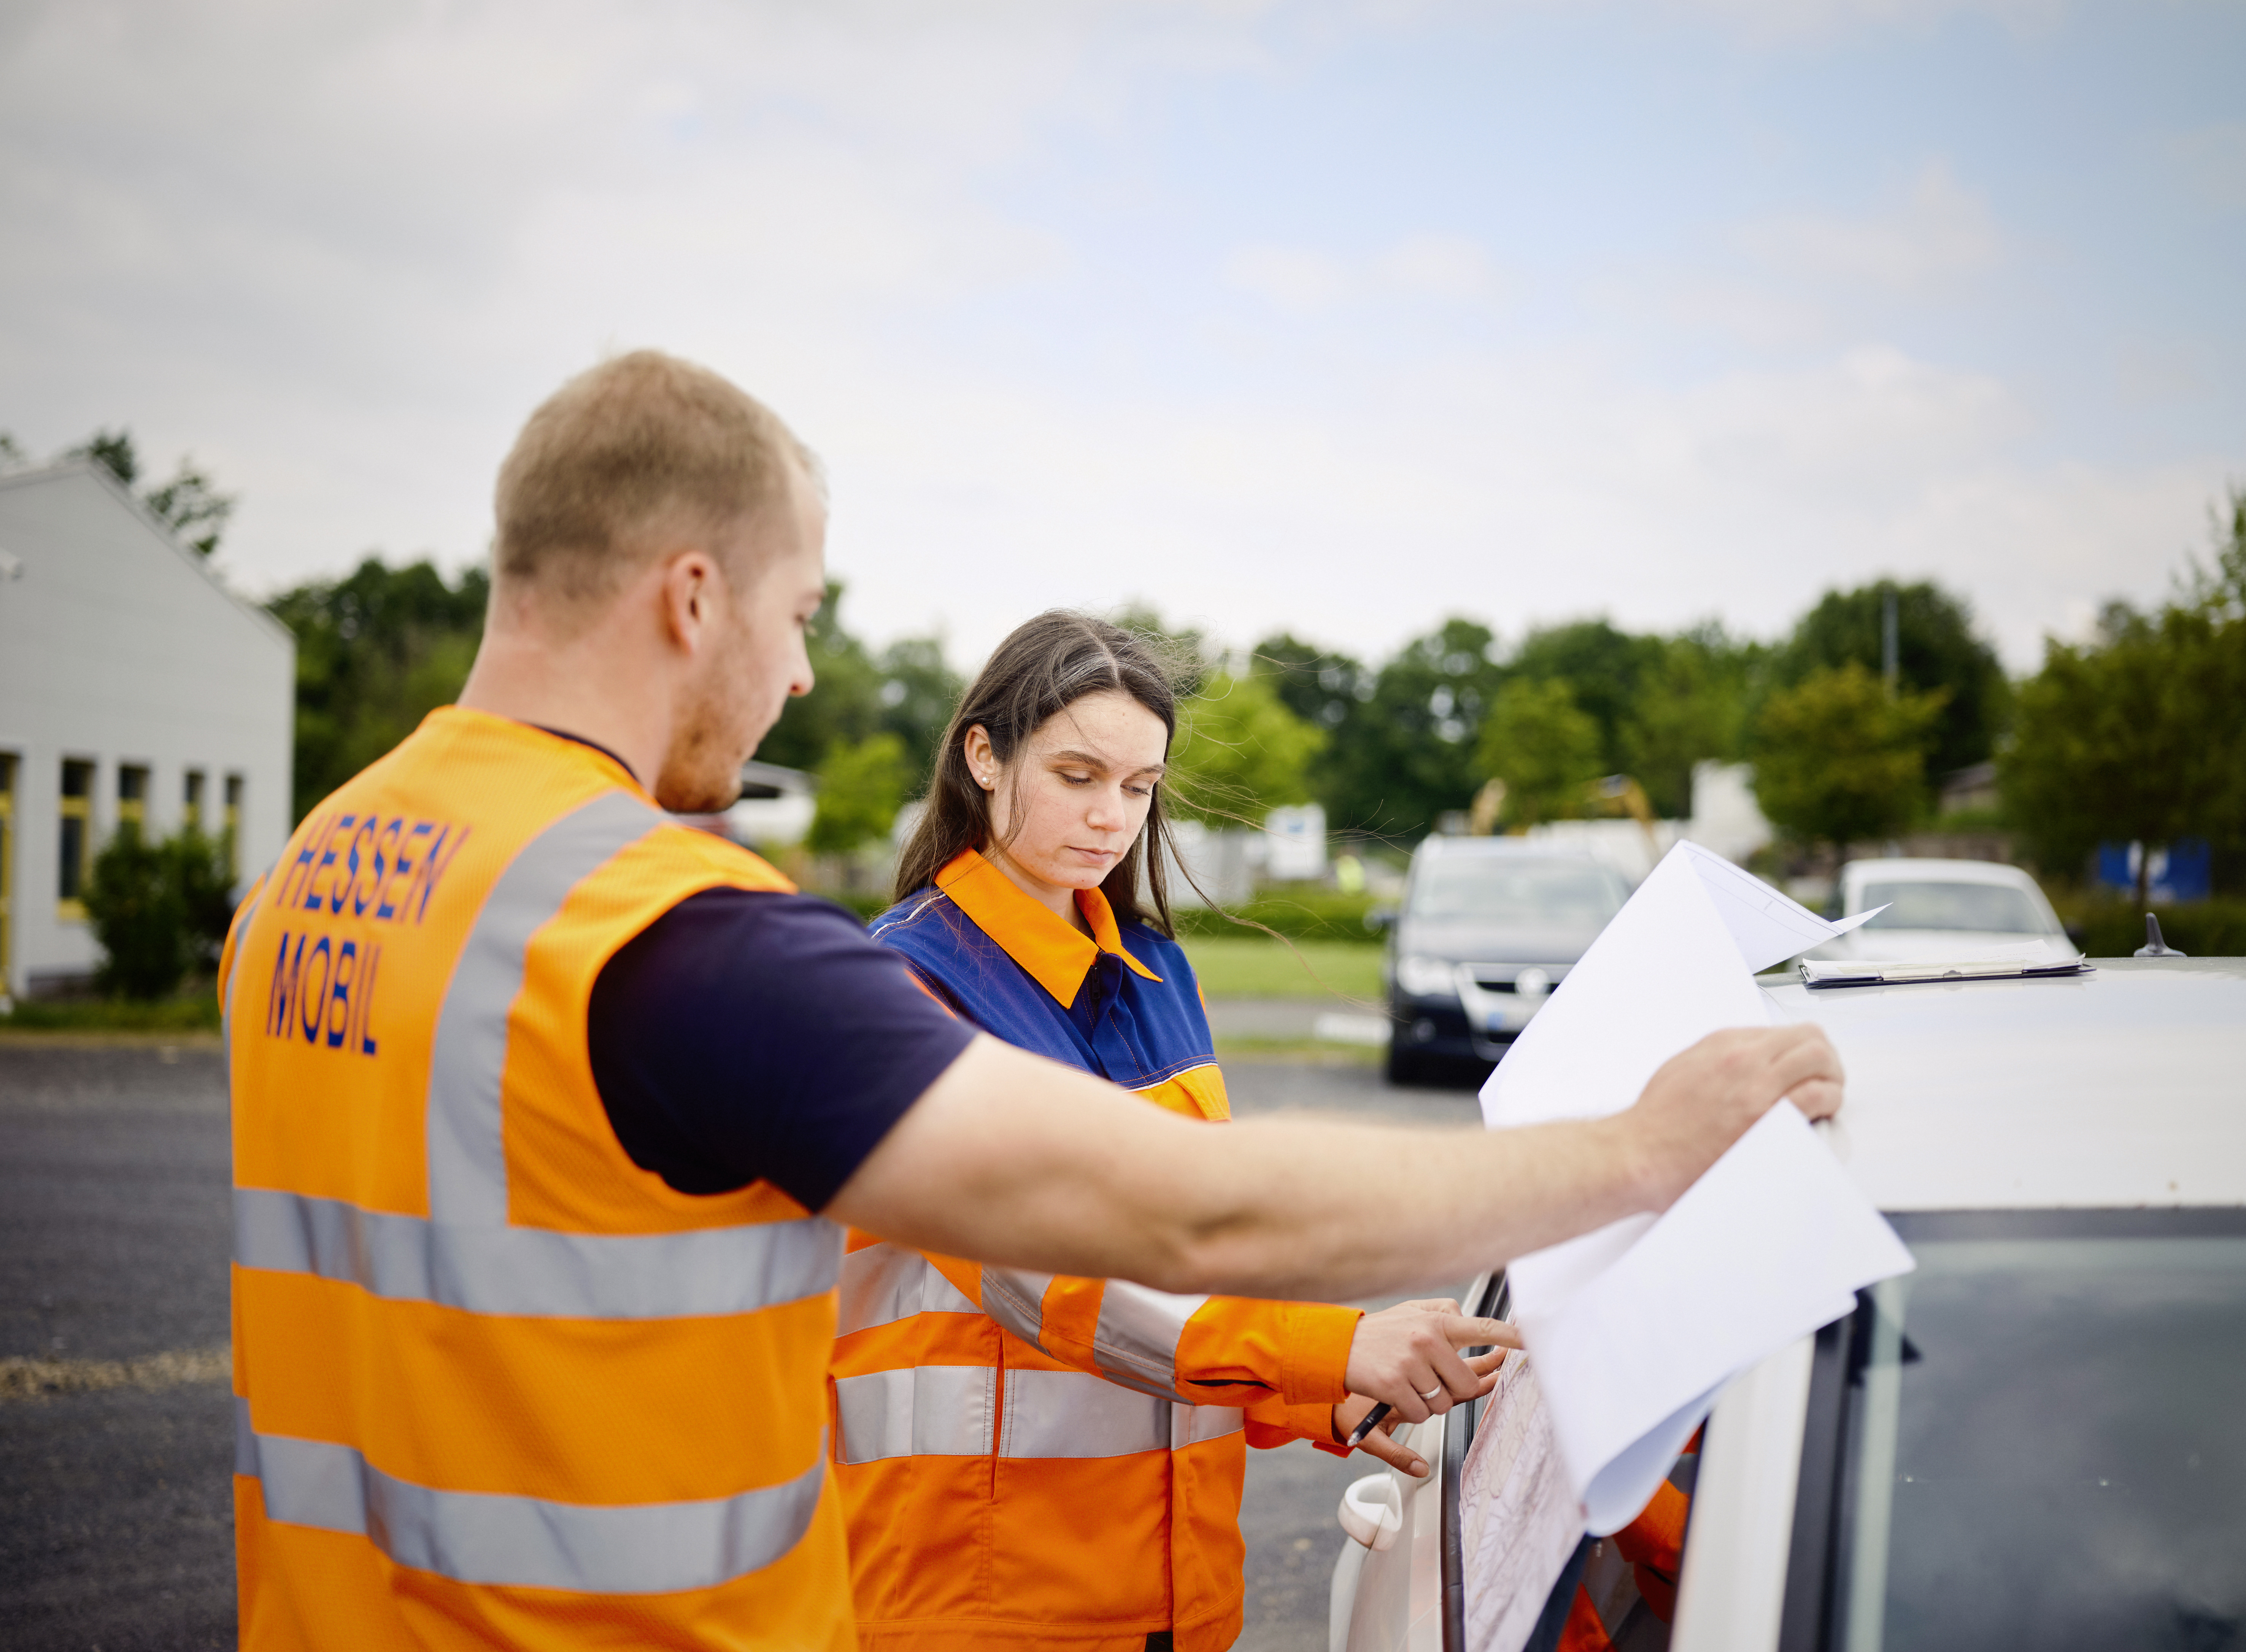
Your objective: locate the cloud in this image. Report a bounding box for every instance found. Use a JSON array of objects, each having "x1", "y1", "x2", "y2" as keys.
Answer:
[
  {"x1": 0, "y1": 0, "x2": 2222, "y2": 688},
  {"x1": 1223, "y1": 233, "x2": 1500, "y2": 313},
  {"x1": 1740, "y1": 160, "x2": 2003, "y2": 292},
  {"x1": 1652, "y1": 0, "x2": 2063, "y2": 48},
  {"x1": 1223, "y1": 243, "x2": 1355, "y2": 313},
  {"x1": 2167, "y1": 119, "x2": 2246, "y2": 213}
]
